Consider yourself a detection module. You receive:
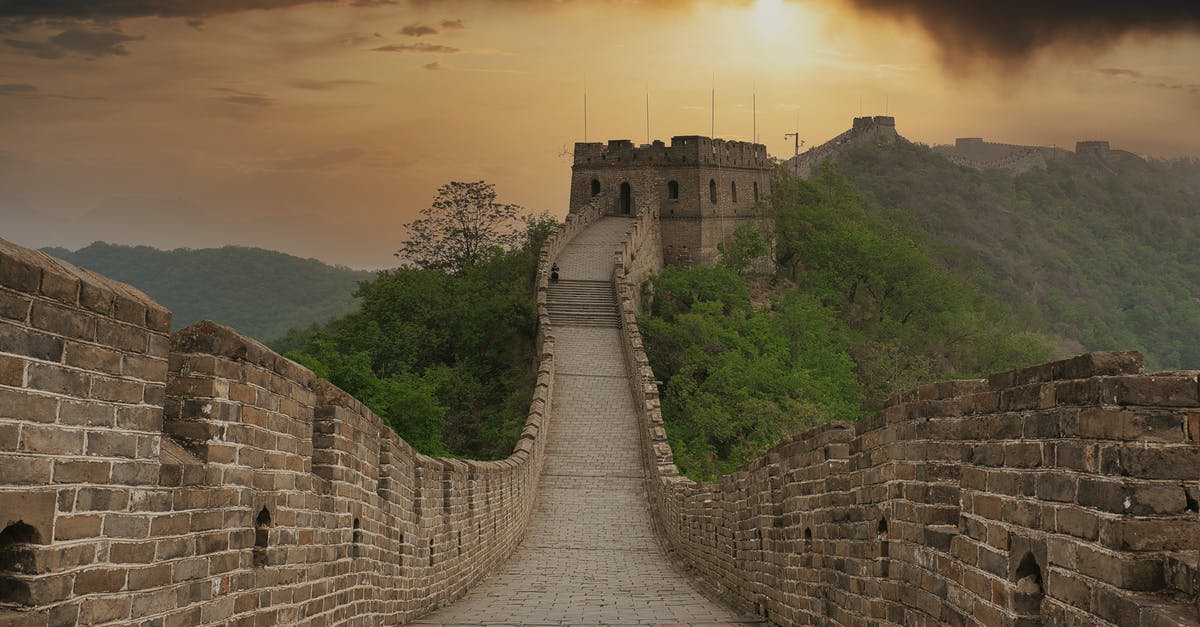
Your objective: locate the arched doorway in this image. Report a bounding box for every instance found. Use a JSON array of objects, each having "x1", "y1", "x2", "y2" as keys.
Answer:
[{"x1": 619, "y1": 182, "x2": 632, "y2": 215}]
